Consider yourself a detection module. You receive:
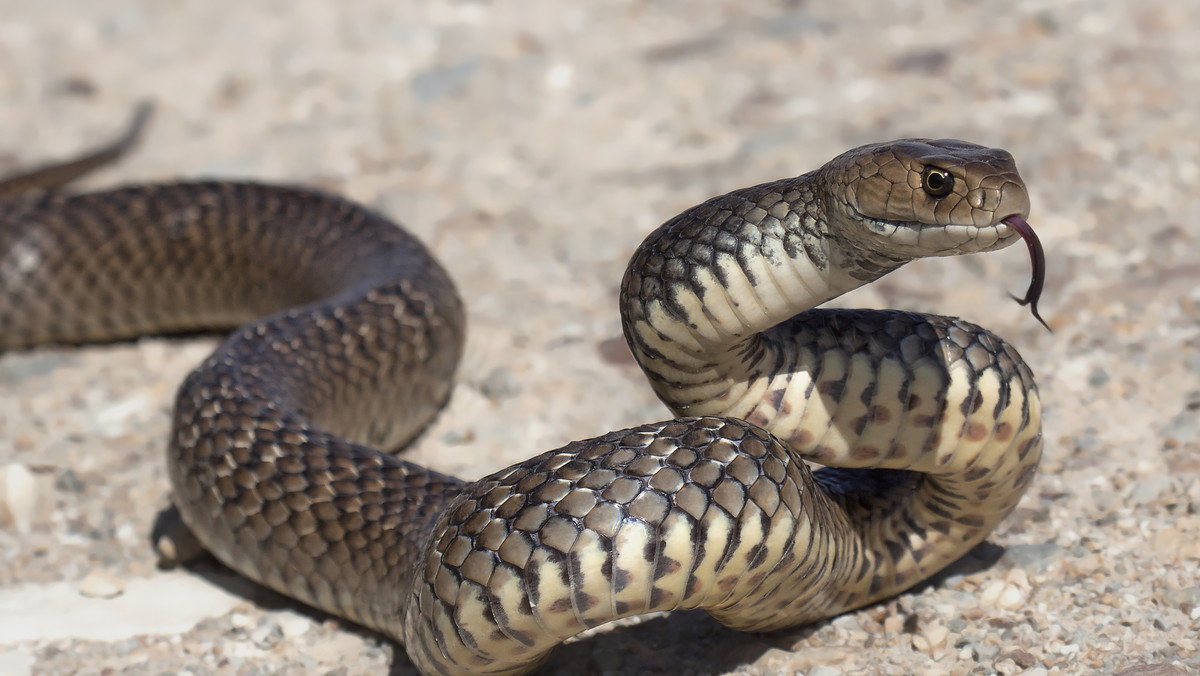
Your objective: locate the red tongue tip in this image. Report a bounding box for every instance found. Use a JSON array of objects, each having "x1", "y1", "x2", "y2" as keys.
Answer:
[{"x1": 1001, "y1": 215, "x2": 1051, "y2": 332}]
